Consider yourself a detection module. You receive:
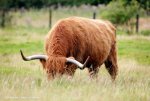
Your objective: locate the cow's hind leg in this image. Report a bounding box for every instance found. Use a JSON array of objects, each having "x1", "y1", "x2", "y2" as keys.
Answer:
[{"x1": 104, "y1": 44, "x2": 118, "y2": 80}]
